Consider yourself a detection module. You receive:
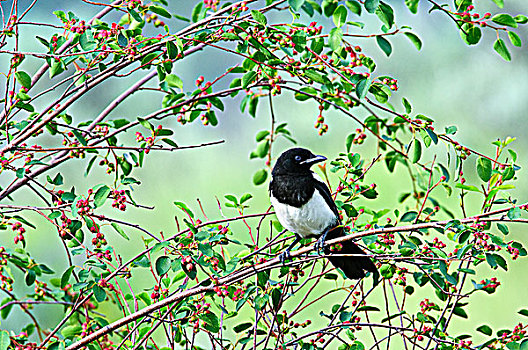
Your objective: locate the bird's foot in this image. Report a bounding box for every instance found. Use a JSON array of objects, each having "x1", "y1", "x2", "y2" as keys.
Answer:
[
  {"x1": 279, "y1": 250, "x2": 291, "y2": 264},
  {"x1": 314, "y1": 236, "x2": 326, "y2": 255}
]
